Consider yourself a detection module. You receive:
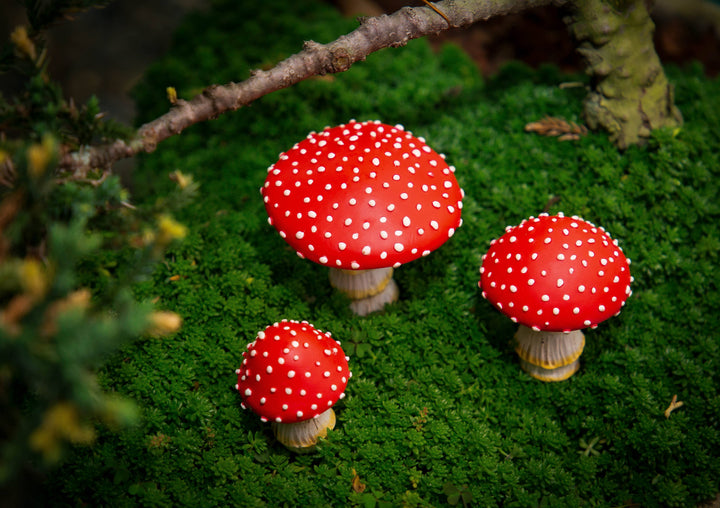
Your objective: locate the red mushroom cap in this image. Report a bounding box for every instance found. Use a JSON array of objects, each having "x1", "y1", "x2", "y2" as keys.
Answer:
[
  {"x1": 261, "y1": 120, "x2": 464, "y2": 270},
  {"x1": 236, "y1": 320, "x2": 350, "y2": 423},
  {"x1": 479, "y1": 213, "x2": 632, "y2": 332}
]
